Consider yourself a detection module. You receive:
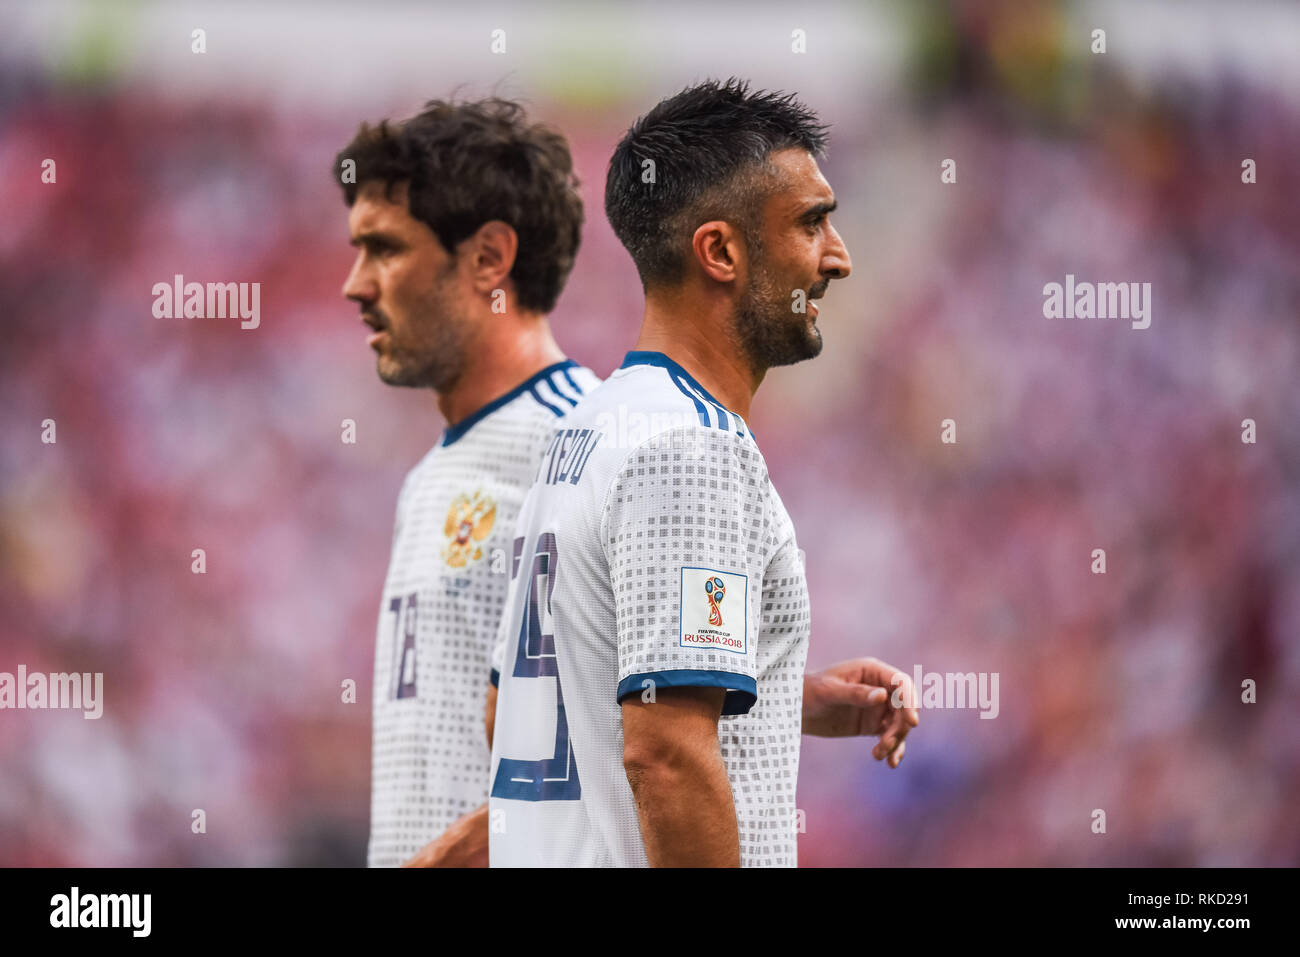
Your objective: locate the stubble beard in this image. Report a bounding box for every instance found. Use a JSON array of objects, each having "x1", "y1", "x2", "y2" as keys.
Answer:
[
  {"x1": 377, "y1": 267, "x2": 474, "y2": 392},
  {"x1": 734, "y1": 236, "x2": 824, "y2": 371}
]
